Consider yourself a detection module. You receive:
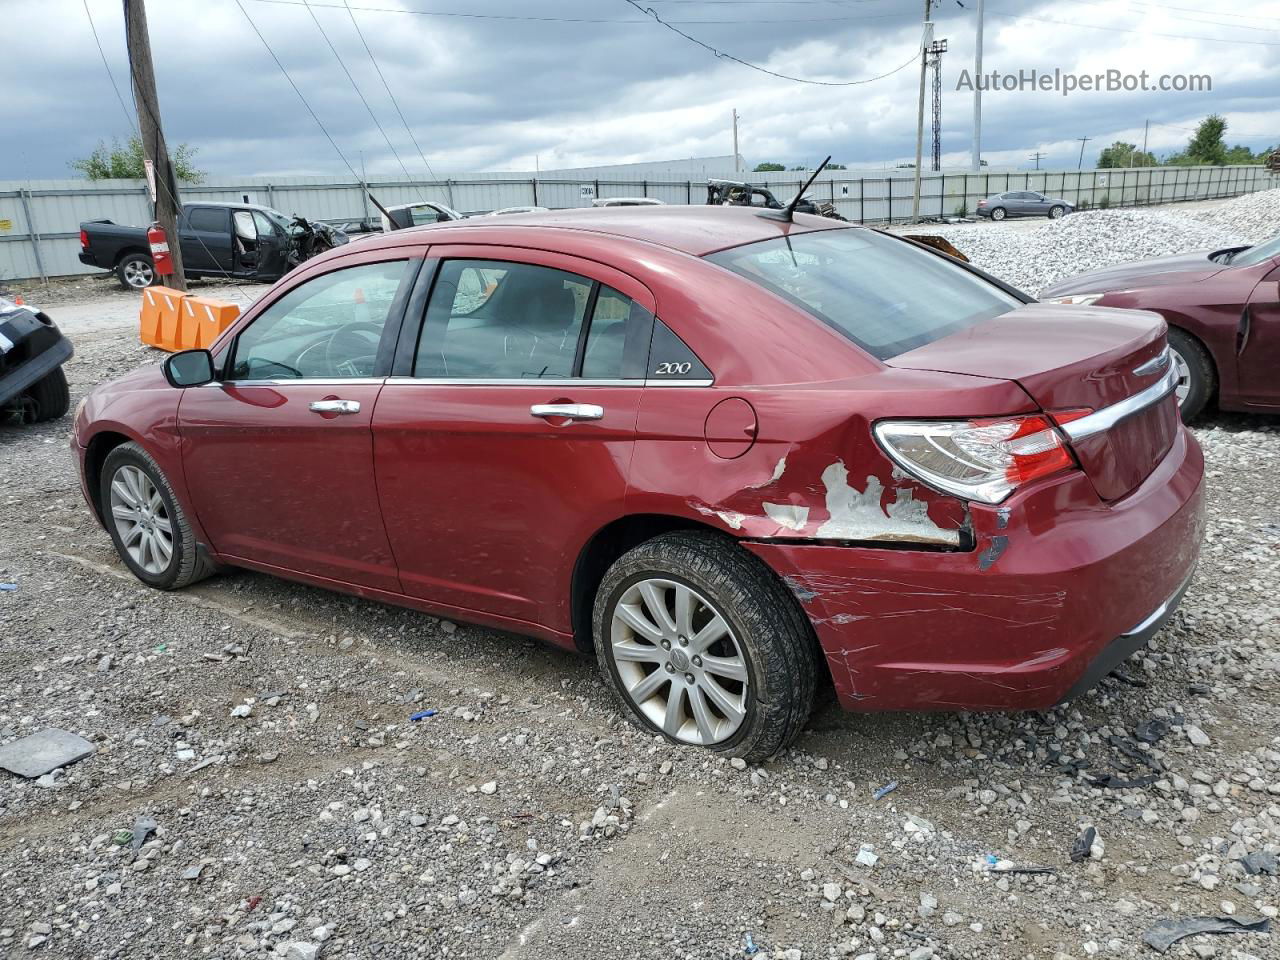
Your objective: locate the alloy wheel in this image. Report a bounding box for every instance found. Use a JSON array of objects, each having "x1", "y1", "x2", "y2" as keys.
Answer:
[
  {"x1": 1170, "y1": 347, "x2": 1192, "y2": 405},
  {"x1": 109, "y1": 464, "x2": 174, "y2": 575},
  {"x1": 1050, "y1": 206, "x2": 1065, "y2": 219},
  {"x1": 123, "y1": 260, "x2": 154, "y2": 288},
  {"x1": 609, "y1": 577, "x2": 749, "y2": 746}
]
